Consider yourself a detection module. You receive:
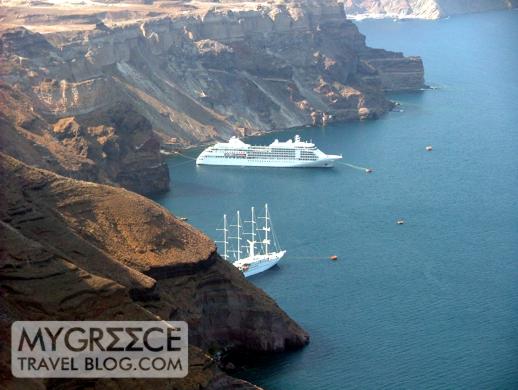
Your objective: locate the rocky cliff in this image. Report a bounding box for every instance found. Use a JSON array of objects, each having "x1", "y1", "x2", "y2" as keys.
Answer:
[
  {"x1": 0, "y1": 82, "x2": 170, "y2": 195},
  {"x1": 0, "y1": 152, "x2": 309, "y2": 388},
  {"x1": 0, "y1": 2, "x2": 427, "y2": 387},
  {"x1": 1, "y1": 0, "x2": 424, "y2": 193},
  {"x1": 344, "y1": 0, "x2": 518, "y2": 19}
]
